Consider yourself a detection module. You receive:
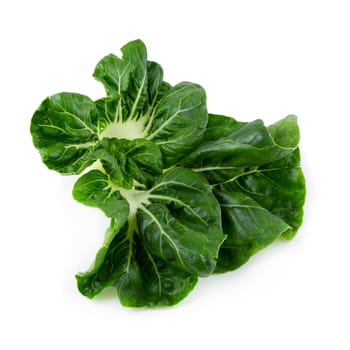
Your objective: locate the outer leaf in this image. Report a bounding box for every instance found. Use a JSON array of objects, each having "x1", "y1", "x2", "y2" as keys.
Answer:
[
  {"x1": 76, "y1": 167, "x2": 224, "y2": 306},
  {"x1": 223, "y1": 148, "x2": 306, "y2": 239},
  {"x1": 197, "y1": 113, "x2": 246, "y2": 142},
  {"x1": 268, "y1": 115, "x2": 300, "y2": 148},
  {"x1": 214, "y1": 190, "x2": 291, "y2": 273},
  {"x1": 136, "y1": 242, "x2": 198, "y2": 307},
  {"x1": 93, "y1": 52, "x2": 132, "y2": 98},
  {"x1": 76, "y1": 225, "x2": 197, "y2": 307},
  {"x1": 30, "y1": 93, "x2": 99, "y2": 174},
  {"x1": 183, "y1": 114, "x2": 305, "y2": 273},
  {"x1": 72, "y1": 169, "x2": 129, "y2": 221},
  {"x1": 72, "y1": 170, "x2": 129, "y2": 276},
  {"x1": 76, "y1": 221, "x2": 141, "y2": 301},
  {"x1": 184, "y1": 114, "x2": 299, "y2": 180},
  {"x1": 138, "y1": 167, "x2": 225, "y2": 277}
]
